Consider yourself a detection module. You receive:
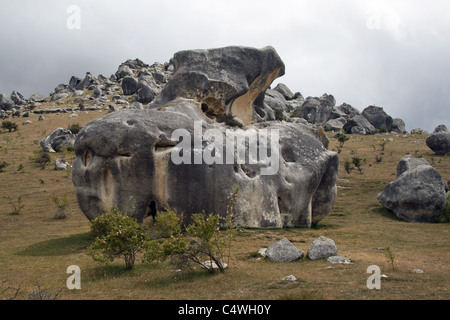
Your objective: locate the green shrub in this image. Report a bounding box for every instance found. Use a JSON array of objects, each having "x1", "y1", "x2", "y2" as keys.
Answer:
[
  {"x1": 440, "y1": 195, "x2": 450, "y2": 223},
  {"x1": 0, "y1": 160, "x2": 9, "y2": 172},
  {"x1": 145, "y1": 186, "x2": 239, "y2": 274},
  {"x1": 1, "y1": 120, "x2": 18, "y2": 132},
  {"x1": 67, "y1": 123, "x2": 82, "y2": 135},
  {"x1": 31, "y1": 150, "x2": 51, "y2": 169},
  {"x1": 274, "y1": 109, "x2": 285, "y2": 121},
  {"x1": 87, "y1": 206, "x2": 149, "y2": 270},
  {"x1": 336, "y1": 132, "x2": 350, "y2": 147}
]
